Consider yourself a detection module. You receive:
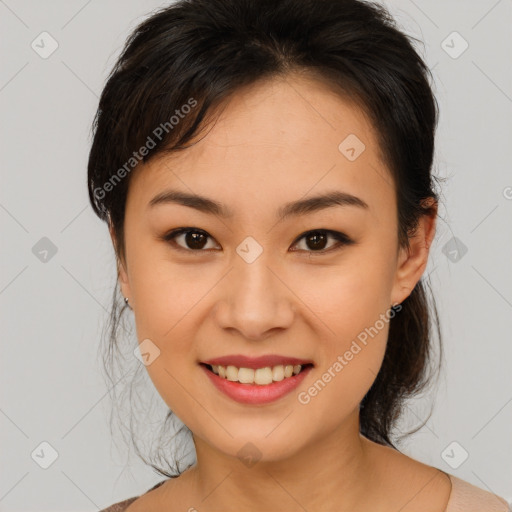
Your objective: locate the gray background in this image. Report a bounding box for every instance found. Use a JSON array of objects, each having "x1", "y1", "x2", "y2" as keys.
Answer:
[{"x1": 1, "y1": 0, "x2": 511, "y2": 510}]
